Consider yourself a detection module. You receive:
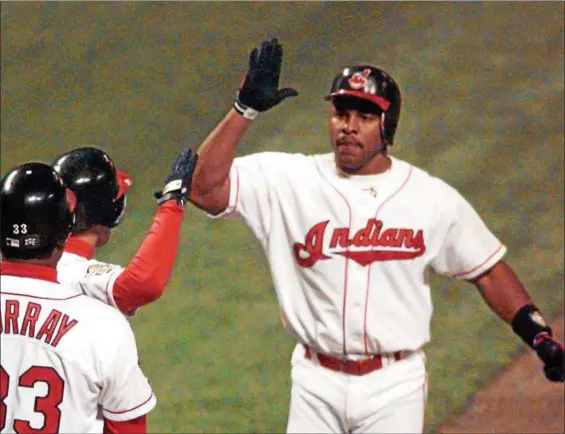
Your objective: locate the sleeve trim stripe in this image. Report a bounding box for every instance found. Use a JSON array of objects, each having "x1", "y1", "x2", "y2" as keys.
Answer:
[
  {"x1": 233, "y1": 168, "x2": 240, "y2": 212},
  {"x1": 103, "y1": 392, "x2": 155, "y2": 415},
  {"x1": 453, "y1": 244, "x2": 504, "y2": 278},
  {"x1": 222, "y1": 167, "x2": 240, "y2": 217}
]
